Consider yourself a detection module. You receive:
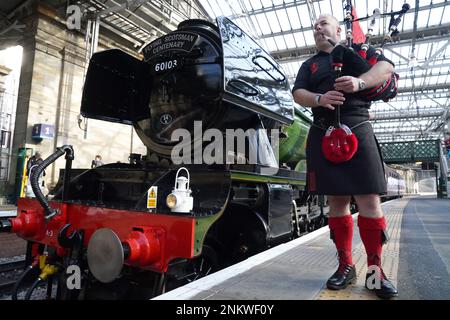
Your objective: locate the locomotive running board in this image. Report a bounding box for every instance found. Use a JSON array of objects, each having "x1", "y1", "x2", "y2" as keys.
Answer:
[{"x1": 230, "y1": 165, "x2": 306, "y2": 186}]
